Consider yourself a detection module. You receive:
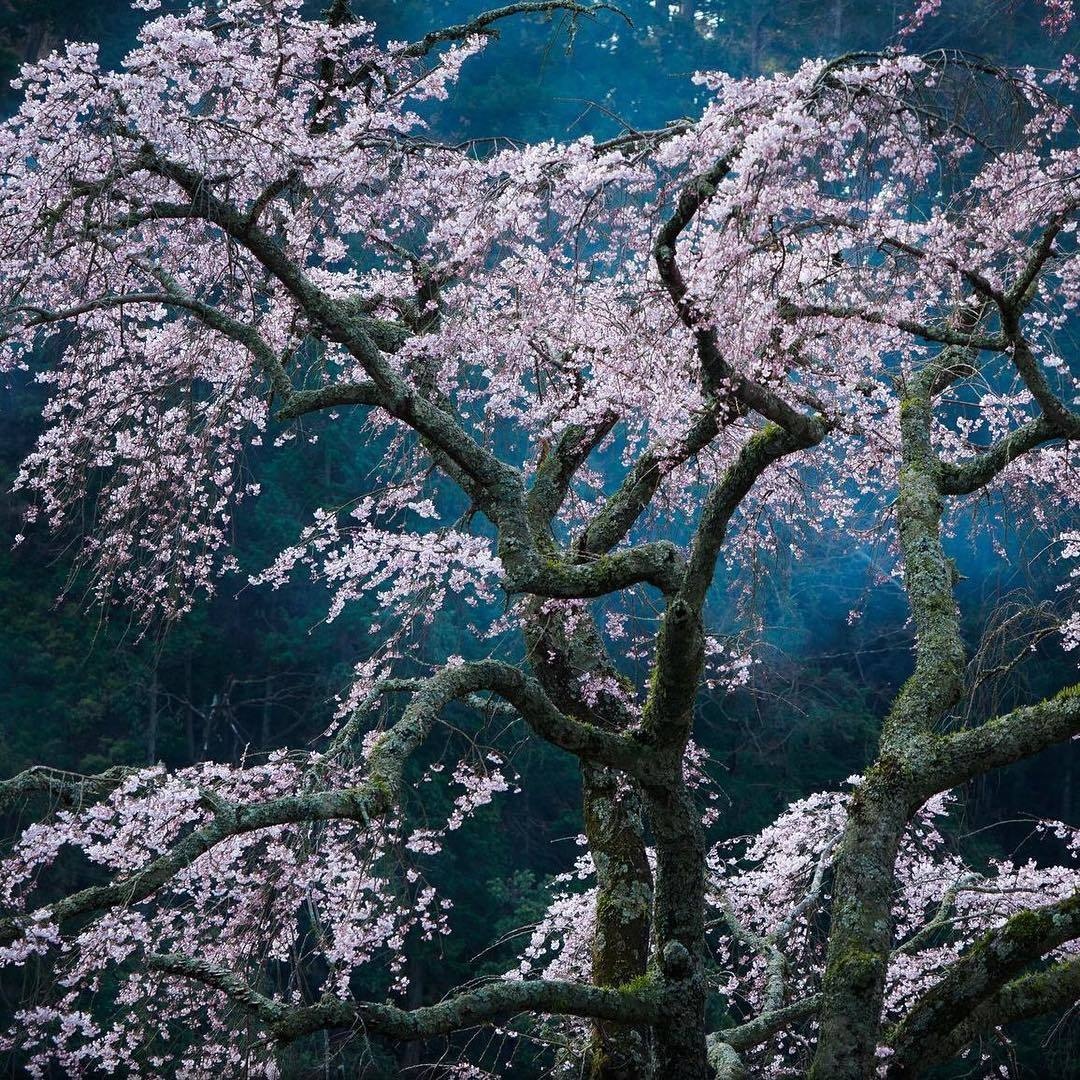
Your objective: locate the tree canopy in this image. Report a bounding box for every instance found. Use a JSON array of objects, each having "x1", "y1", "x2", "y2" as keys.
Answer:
[{"x1": 0, "y1": 1, "x2": 1078, "y2": 1077}]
